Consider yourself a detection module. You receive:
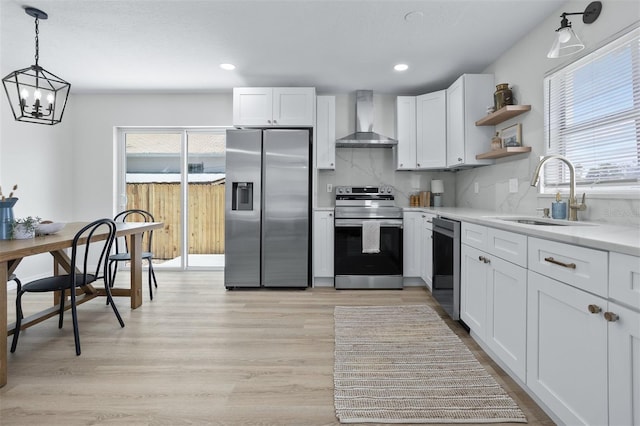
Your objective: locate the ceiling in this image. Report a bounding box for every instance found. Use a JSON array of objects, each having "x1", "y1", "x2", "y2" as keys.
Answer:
[{"x1": 0, "y1": 0, "x2": 565, "y2": 95}]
